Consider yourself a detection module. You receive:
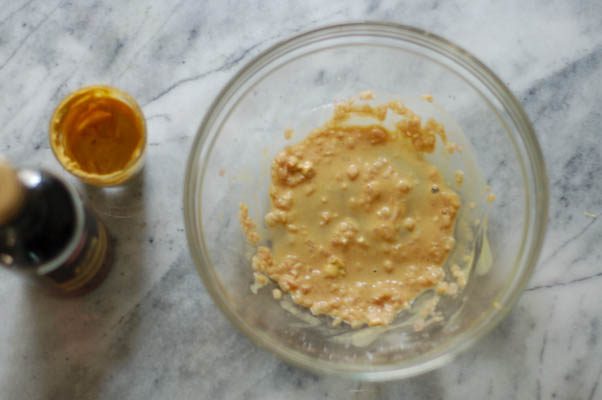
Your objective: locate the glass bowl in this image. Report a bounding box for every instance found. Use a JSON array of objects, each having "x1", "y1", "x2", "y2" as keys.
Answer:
[{"x1": 184, "y1": 22, "x2": 548, "y2": 380}]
